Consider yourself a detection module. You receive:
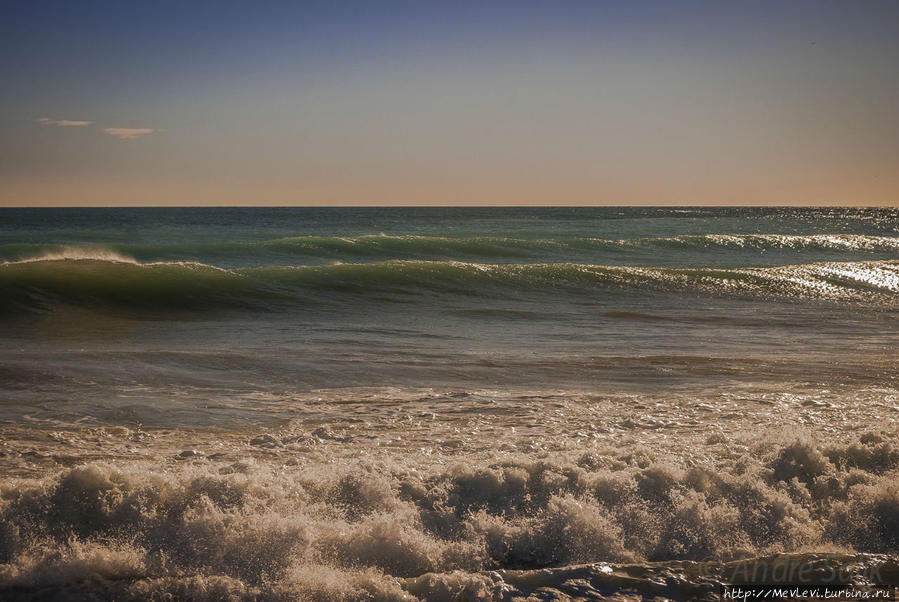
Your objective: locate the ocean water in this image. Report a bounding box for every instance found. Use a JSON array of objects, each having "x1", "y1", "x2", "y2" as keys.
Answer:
[{"x1": 0, "y1": 207, "x2": 897, "y2": 600}]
